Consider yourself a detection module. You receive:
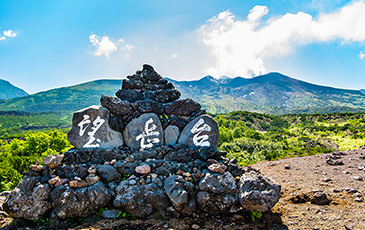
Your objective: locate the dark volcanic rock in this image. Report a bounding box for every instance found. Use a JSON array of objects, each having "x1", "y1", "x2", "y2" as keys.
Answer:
[
  {"x1": 178, "y1": 115, "x2": 219, "y2": 149},
  {"x1": 108, "y1": 113, "x2": 125, "y2": 133},
  {"x1": 164, "y1": 125, "x2": 180, "y2": 146},
  {"x1": 114, "y1": 161, "x2": 138, "y2": 175},
  {"x1": 100, "y1": 95, "x2": 134, "y2": 117},
  {"x1": 134, "y1": 99, "x2": 164, "y2": 114},
  {"x1": 123, "y1": 113, "x2": 164, "y2": 149},
  {"x1": 169, "y1": 115, "x2": 188, "y2": 130},
  {"x1": 197, "y1": 172, "x2": 238, "y2": 214},
  {"x1": 164, "y1": 98, "x2": 201, "y2": 116},
  {"x1": 88, "y1": 182, "x2": 113, "y2": 208},
  {"x1": 239, "y1": 171, "x2": 281, "y2": 213},
  {"x1": 113, "y1": 182, "x2": 170, "y2": 218},
  {"x1": 96, "y1": 165, "x2": 121, "y2": 183},
  {"x1": 141, "y1": 64, "x2": 162, "y2": 83},
  {"x1": 164, "y1": 175, "x2": 196, "y2": 216},
  {"x1": 67, "y1": 106, "x2": 124, "y2": 149},
  {"x1": 3, "y1": 183, "x2": 52, "y2": 220},
  {"x1": 156, "y1": 89, "x2": 181, "y2": 103},
  {"x1": 122, "y1": 79, "x2": 144, "y2": 90},
  {"x1": 116, "y1": 89, "x2": 144, "y2": 102},
  {"x1": 310, "y1": 191, "x2": 330, "y2": 205},
  {"x1": 52, "y1": 186, "x2": 94, "y2": 219}
]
